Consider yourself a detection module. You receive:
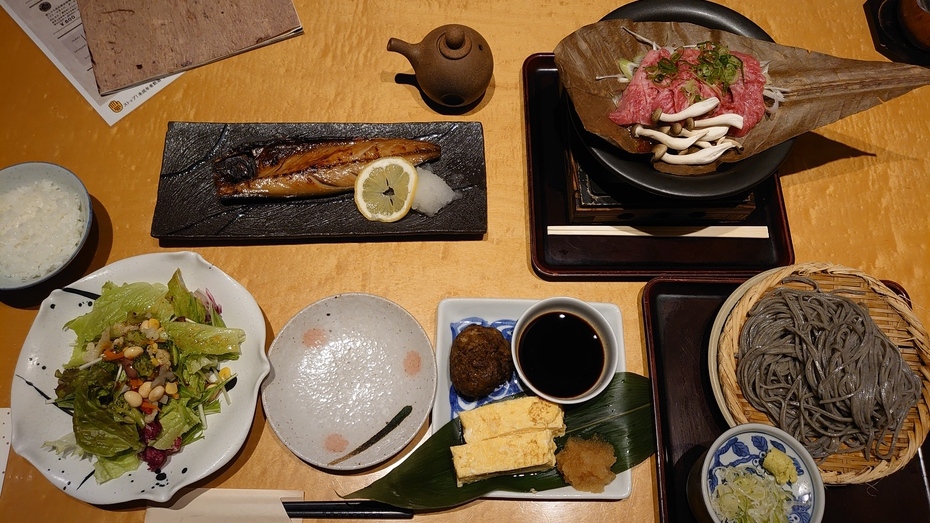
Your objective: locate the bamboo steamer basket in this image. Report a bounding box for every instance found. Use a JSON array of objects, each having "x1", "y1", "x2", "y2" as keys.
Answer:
[{"x1": 715, "y1": 262, "x2": 930, "y2": 484}]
